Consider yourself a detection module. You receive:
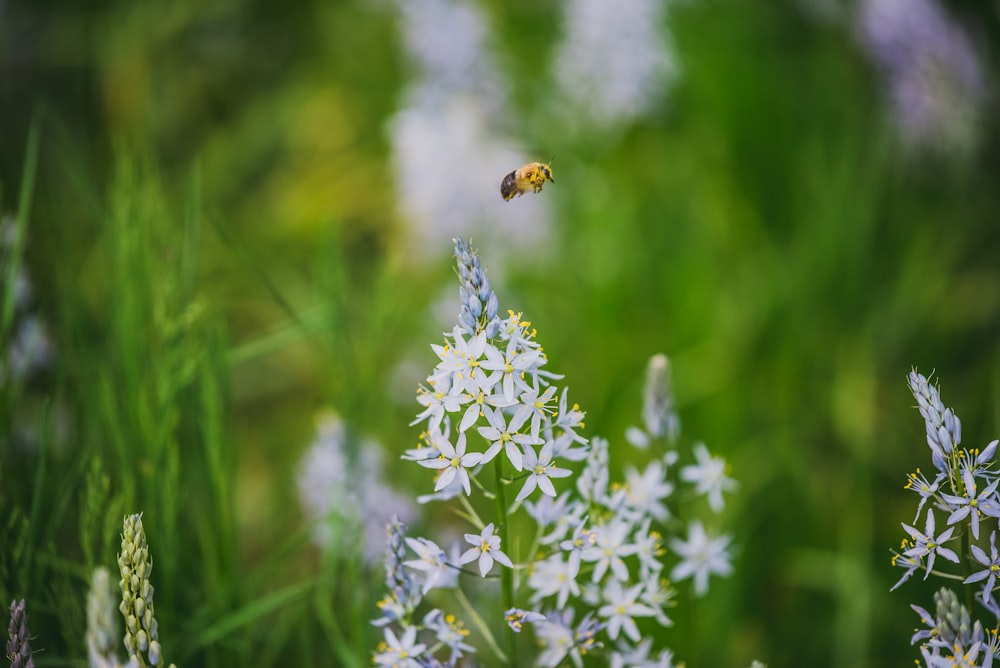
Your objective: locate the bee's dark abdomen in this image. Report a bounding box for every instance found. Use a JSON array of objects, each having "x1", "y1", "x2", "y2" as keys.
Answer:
[{"x1": 500, "y1": 171, "x2": 518, "y2": 200}]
